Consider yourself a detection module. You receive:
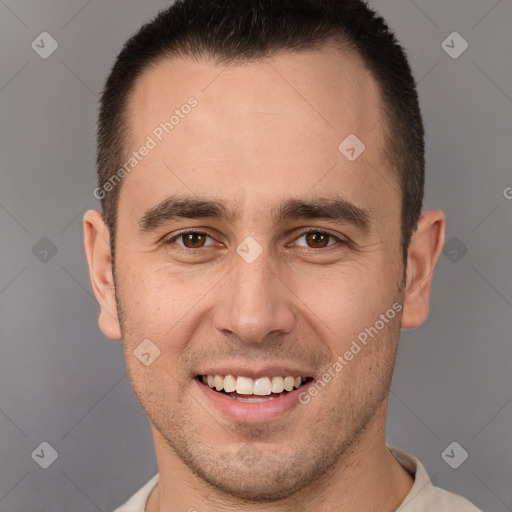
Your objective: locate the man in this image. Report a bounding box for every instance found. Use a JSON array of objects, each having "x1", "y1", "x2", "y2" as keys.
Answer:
[{"x1": 83, "y1": 0, "x2": 483, "y2": 510}]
